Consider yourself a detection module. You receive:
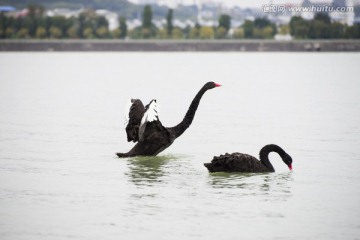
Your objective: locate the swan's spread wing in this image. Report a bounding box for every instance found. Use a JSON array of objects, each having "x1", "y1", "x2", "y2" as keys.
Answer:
[
  {"x1": 207, "y1": 153, "x2": 264, "y2": 172},
  {"x1": 138, "y1": 99, "x2": 159, "y2": 141},
  {"x1": 125, "y1": 99, "x2": 145, "y2": 142}
]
